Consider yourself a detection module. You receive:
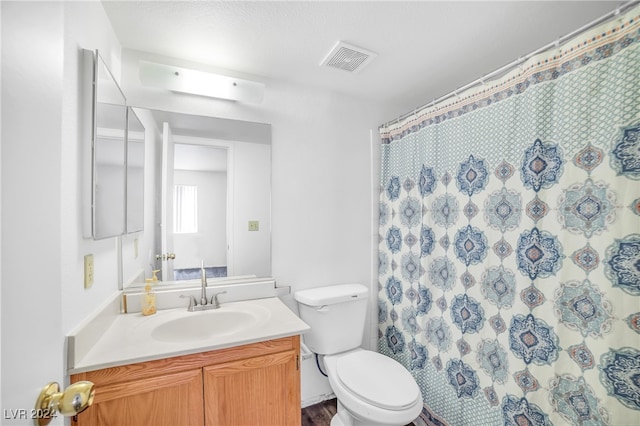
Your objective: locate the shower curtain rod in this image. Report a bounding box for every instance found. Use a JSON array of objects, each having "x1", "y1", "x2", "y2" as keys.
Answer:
[{"x1": 384, "y1": 0, "x2": 639, "y2": 128}]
